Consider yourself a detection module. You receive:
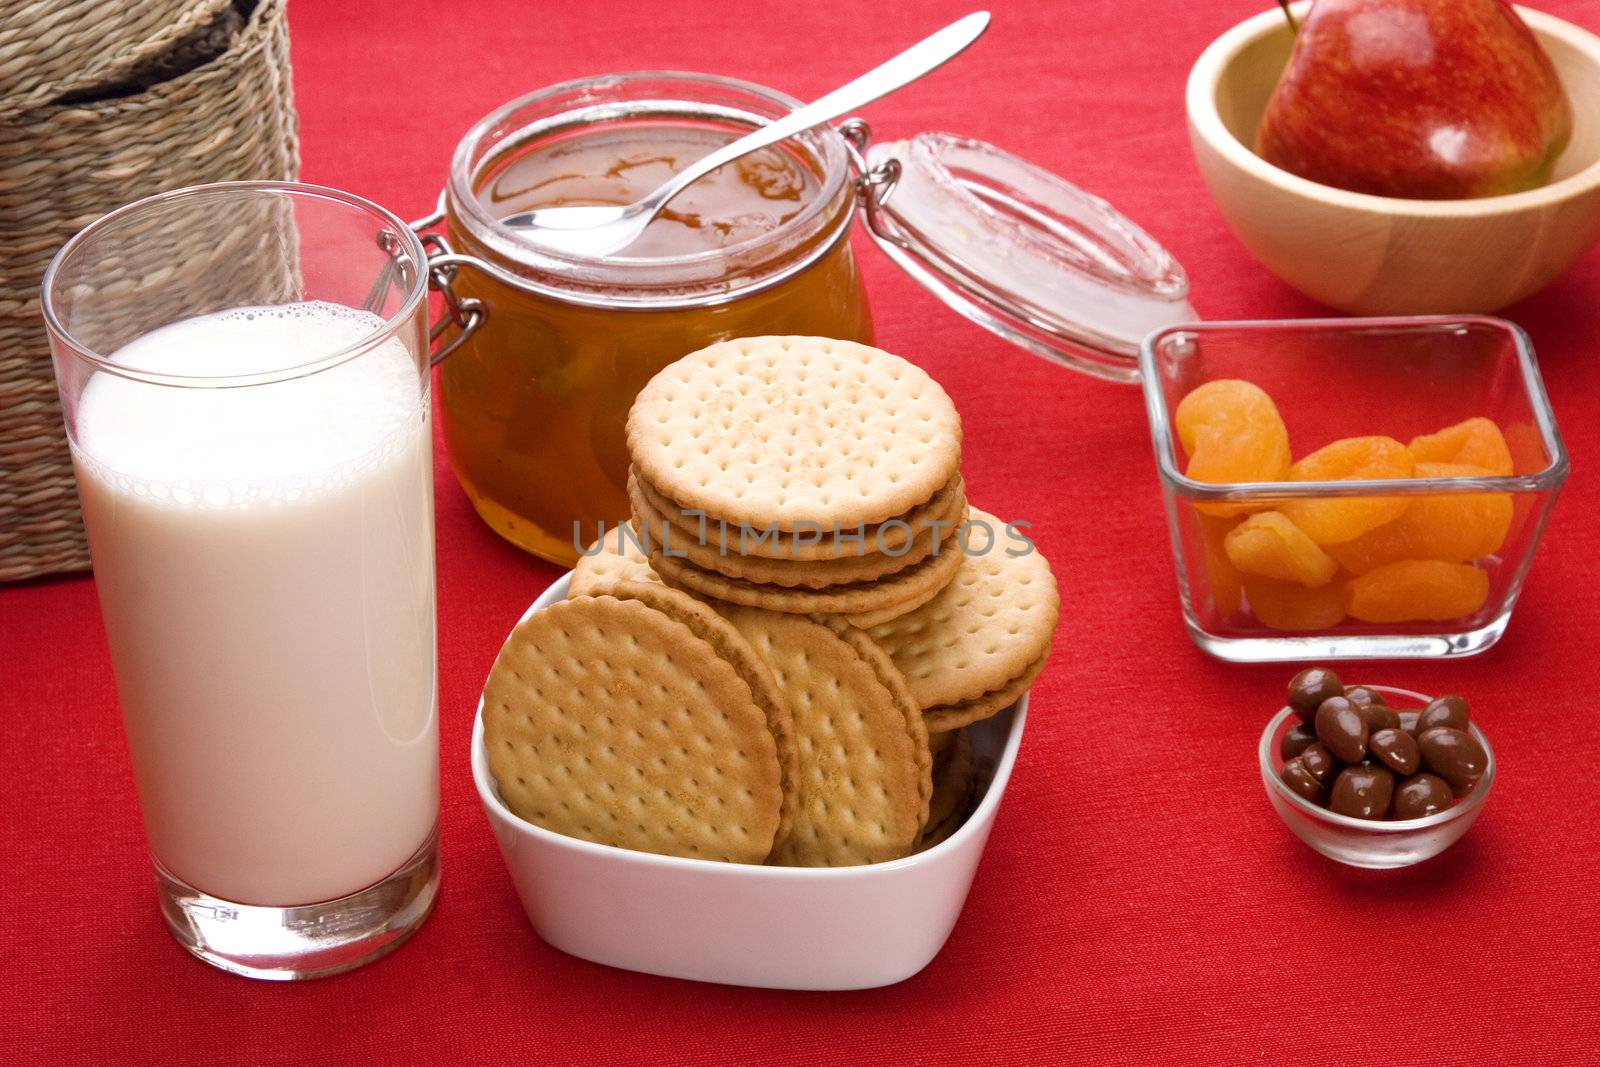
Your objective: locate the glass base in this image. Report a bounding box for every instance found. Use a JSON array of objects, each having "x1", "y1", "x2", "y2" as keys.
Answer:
[
  {"x1": 155, "y1": 825, "x2": 439, "y2": 981},
  {"x1": 1184, "y1": 611, "x2": 1511, "y2": 663}
]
